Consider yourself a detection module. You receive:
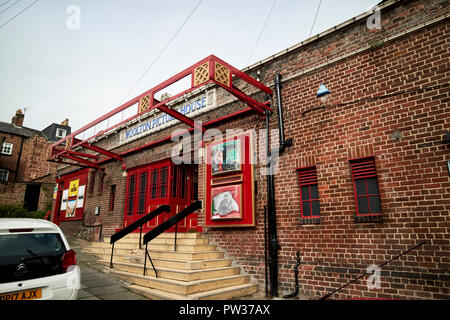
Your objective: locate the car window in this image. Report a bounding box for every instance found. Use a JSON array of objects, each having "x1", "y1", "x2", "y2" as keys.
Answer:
[{"x1": 0, "y1": 233, "x2": 66, "y2": 257}]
